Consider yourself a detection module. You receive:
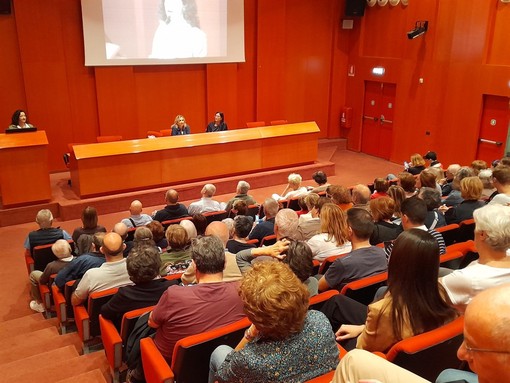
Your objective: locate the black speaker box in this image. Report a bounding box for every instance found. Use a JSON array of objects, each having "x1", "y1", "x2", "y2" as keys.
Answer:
[
  {"x1": 345, "y1": 0, "x2": 365, "y2": 17},
  {"x1": 0, "y1": 0, "x2": 11, "y2": 14}
]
